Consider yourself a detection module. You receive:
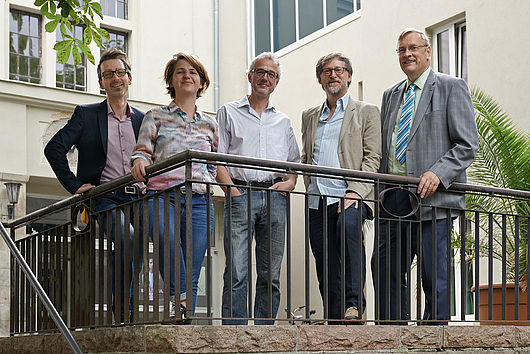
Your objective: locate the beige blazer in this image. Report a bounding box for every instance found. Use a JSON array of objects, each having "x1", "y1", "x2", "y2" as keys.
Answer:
[{"x1": 300, "y1": 97, "x2": 382, "y2": 218}]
